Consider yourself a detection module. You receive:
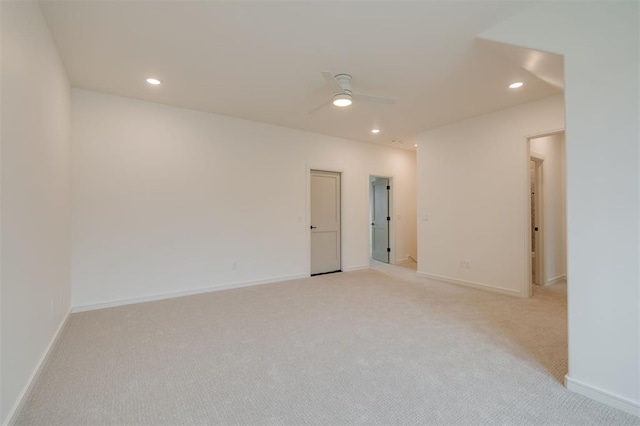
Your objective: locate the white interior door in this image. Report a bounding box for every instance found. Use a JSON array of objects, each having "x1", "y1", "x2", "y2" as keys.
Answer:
[
  {"x1": 530, "y1": 159, "x2": 543, "y2": 285},
  {"x1": 310, "y1": 170, "x2": 341, "y2": 275},
  {"x1": 371, "y1": 178, "x2": 390, "y2": 263}
]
